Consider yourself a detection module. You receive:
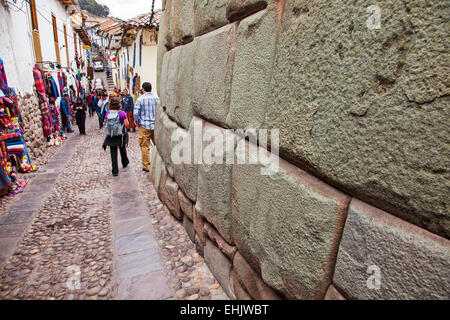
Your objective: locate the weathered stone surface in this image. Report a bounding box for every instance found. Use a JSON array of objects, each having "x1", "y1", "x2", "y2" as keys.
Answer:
[
  {"x1": 195, "y1": 122, "x2": 237, "y2": 244},
  {"x1": 324, "y1": 285, "x2": 346, "y2": 300},
  {"x1": 226, "y1": 0, "x2": 268, "y2": 22},
  {"x1": 173, "y1": 117, "x2": 202, "y2": 202},
  {"x1": 264, "y1": 0, "x2": 450, "y2": 238},
  {"x1": 226, "y1": 2, "x2": 280, "y2": 130},
  {"x1": 231, "y1": 140, "x2": 350, "y2": 299},
  {"x1": 172, "y1": 0, "x2": 195, "y2": 45},
  {"x1": 163, "y1": 176, "x2": 181, "y2": 220},
  {"x1": 194, "y1": 0, "x2": 268, "y2": 36},
  {"x1": 154, "y1": 112, "x2": 179, "y2": 177},
  {"x1": 150, "y1": 146, "x2": 159, "y2": 186},
  {"x1": 178, "y1": 189, "x2": 193, "y2": 220},
  {"x1": 156, "y1": 0, "x2": 171, "y2": 96},
  {"x1": 204, "y1": 222, "x2": 236, "y2": 261},
  {"x1": 192, "y1": 23, "x2": 237, "y2": 127},
  {"x1": 193, "y1": 0, "x2": 229, "y2": 37},
  {"x1": 194, "y1": 208, "x2": 206, "y2": 246},
  {"x1": 204, "y1": 239, "x2": 235, "y2": 299},
  {"x1": 153, "y1": 151, "x2": 168, "y2": 200},
  {"x1": 231, "y1": 270, "x2": 252, "y2": 300},
  {"x1": 174, "y1": 41, "x2": 197, "y2": 130},
  {"x1": 233, "y1": 251, "x2": 281, "y2": 300},
  {"x1": 334, "y1": 199, "x2": 450, "y2": 300},
  {"x1": 183, "y1": 215, "x2": 196, "y2": 243},
  {"x1": 164, "y1": 46, "x2": 182, "y2": 122}
]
